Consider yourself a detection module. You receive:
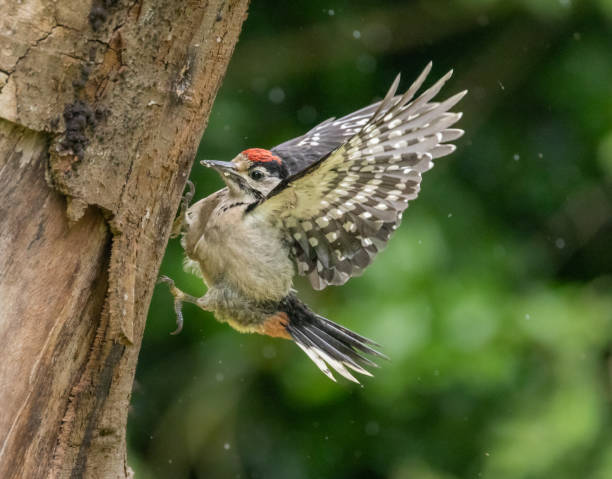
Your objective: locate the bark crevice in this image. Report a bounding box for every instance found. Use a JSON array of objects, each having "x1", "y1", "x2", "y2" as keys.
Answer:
[{"x1": 0, "y1": 0, "x2": 250, "y2": 476}]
